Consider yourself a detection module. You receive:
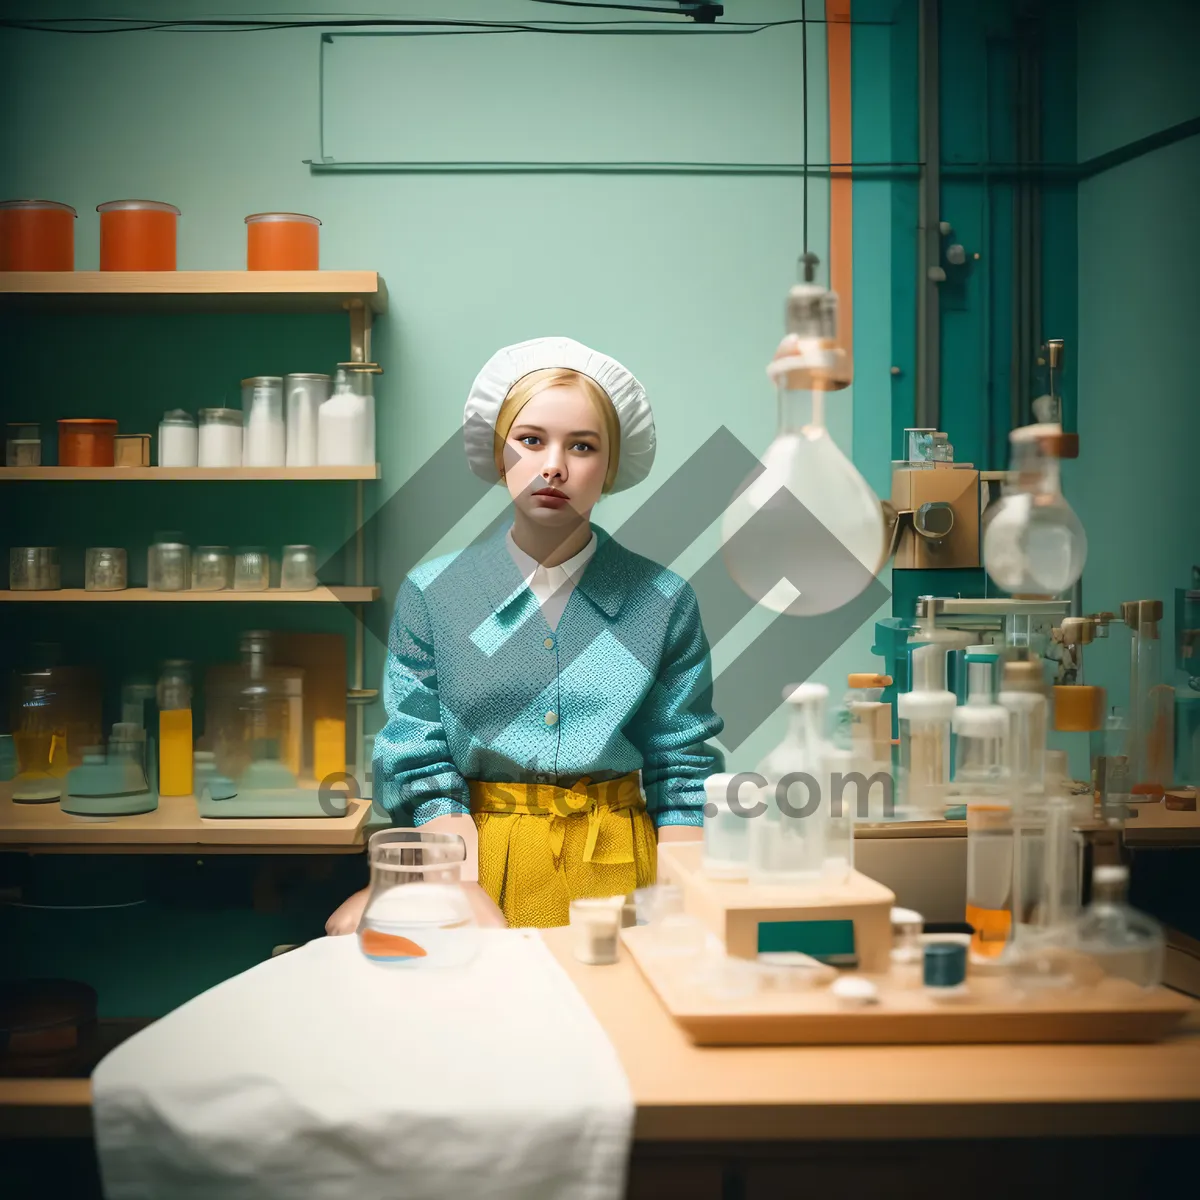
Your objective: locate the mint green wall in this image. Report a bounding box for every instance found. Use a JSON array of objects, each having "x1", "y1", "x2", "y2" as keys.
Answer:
[
  {"x1": 1068, "y1": 0, "x2": 1200, "y2": 720},
  {"x1": 0, "y1": 1, "x2": 906, "y2": 775}
]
